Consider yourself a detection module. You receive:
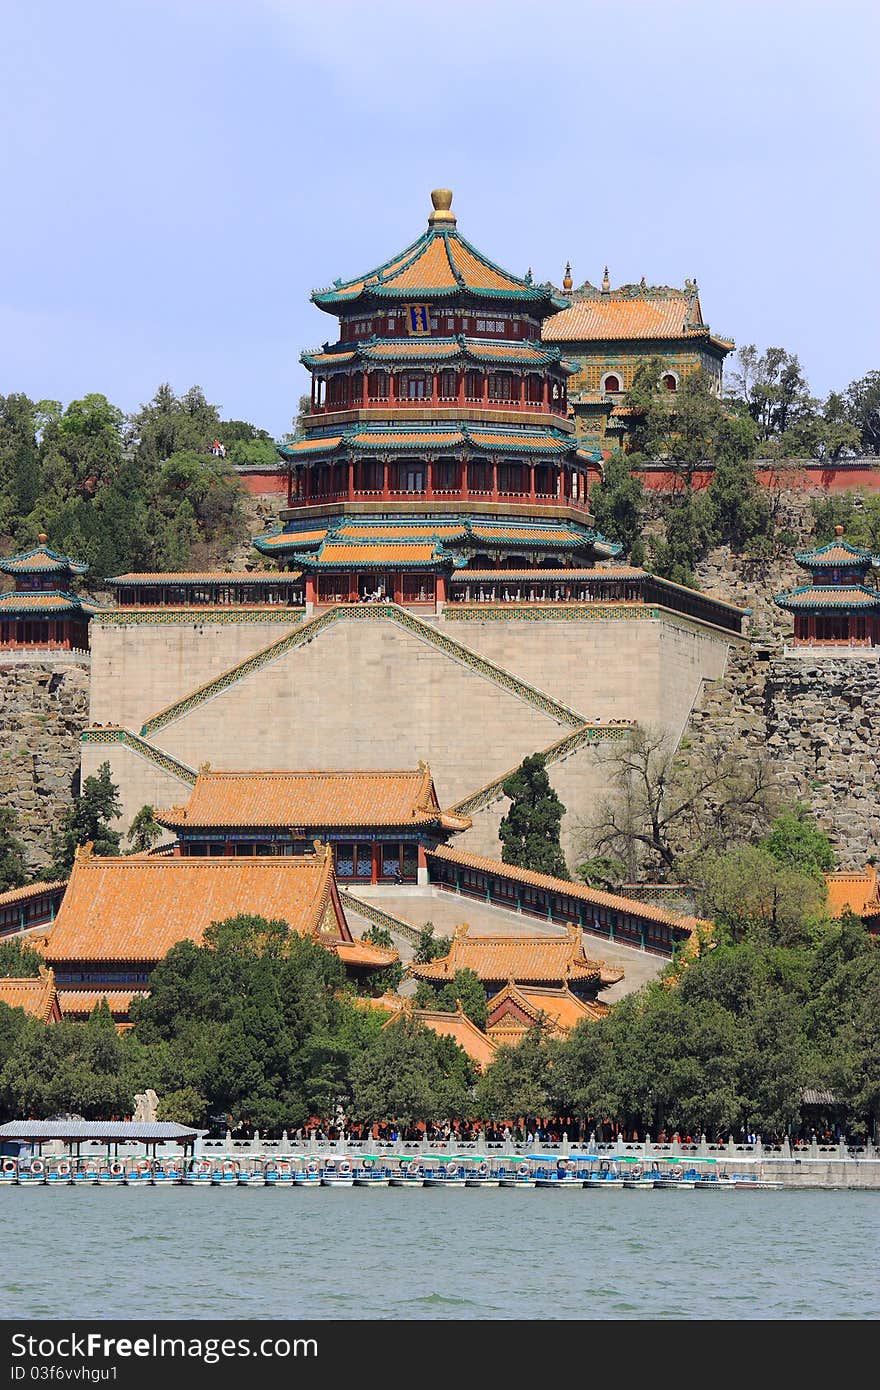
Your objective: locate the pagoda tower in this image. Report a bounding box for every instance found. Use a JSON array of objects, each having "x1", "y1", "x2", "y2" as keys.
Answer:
[
  {"x1": 256, "y1": 190, "x2": 619, "y2": 608},
  {"x1": 0, "y1": 534, "x2": 95, "y2": 653},
  {"x1": 773, "y1": 525, "x2": 880, "y2": 648}
]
